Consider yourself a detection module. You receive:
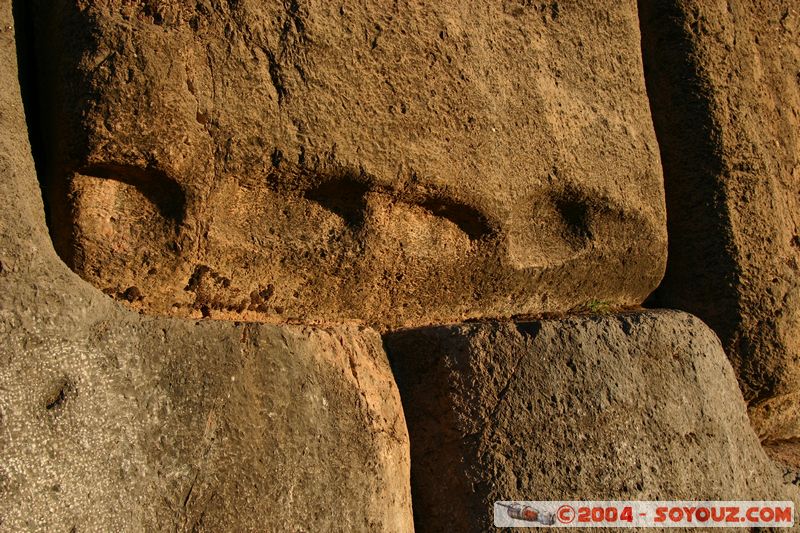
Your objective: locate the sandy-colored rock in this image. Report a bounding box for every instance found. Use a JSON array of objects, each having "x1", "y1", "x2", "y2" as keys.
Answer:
[
  {"x1": 640, "y1": 0, "x2": 800, "y2": 441},
  {"x1": 0, "y1": 5, "x2": 412, "y2": 530},
  {"x1": 386, "y1": 311, "x2": 793, "y2": 532},
  {"x1": 26, "y1": 0, "x2": 666, "y2": 328}
]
